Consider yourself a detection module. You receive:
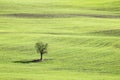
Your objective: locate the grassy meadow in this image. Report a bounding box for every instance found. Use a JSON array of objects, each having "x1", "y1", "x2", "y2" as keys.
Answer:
[{"x1": 0, "y1": 0, "x2": 120, "y2": 80}]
